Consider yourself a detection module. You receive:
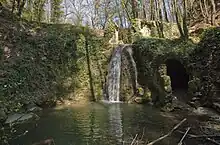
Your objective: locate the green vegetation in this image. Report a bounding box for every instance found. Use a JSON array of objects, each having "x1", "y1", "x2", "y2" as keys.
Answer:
[
  {"x1": 188, "y1": 27, "x2": 220, "y2": 106},
  {"x1": 0, "y1": 11, "x2": 110, "y2": 115},
  {"x1": 133, "y1": 38, "x2": 195, "y2": 105}
]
